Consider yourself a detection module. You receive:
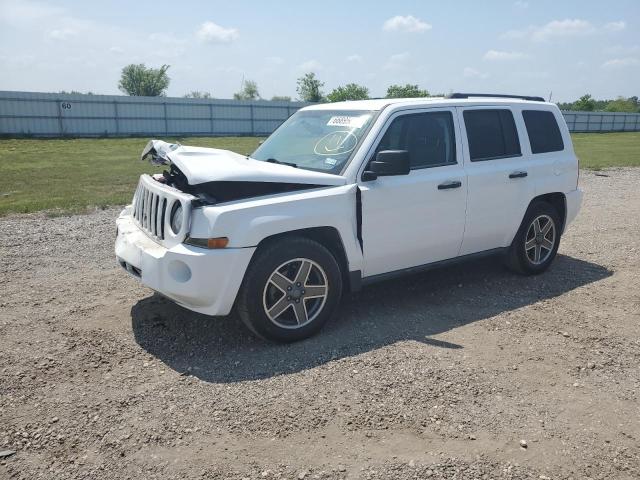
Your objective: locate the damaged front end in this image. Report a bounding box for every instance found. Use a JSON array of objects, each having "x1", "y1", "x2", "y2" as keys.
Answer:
[{"x1": 140, "y1": 139, "x2": 346, "y2": 206}]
